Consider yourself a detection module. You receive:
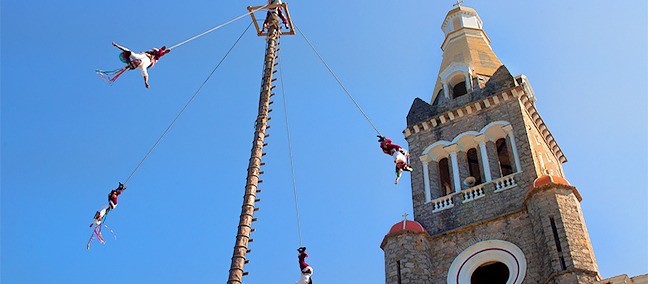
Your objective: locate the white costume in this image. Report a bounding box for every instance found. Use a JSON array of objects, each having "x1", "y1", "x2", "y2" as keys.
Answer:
[
  {"x1": 393, "y1": 148, "x2": 408, "y2": 164},
  {"x1": 129, "y1": 52, "x2": 153, "y2": 78},
  {"x1": 91, "y1": 205, "x2": 110, "y2": 227},
  {"x1": 296, "y1": 266, "x2": 313, "y2": 284}
]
